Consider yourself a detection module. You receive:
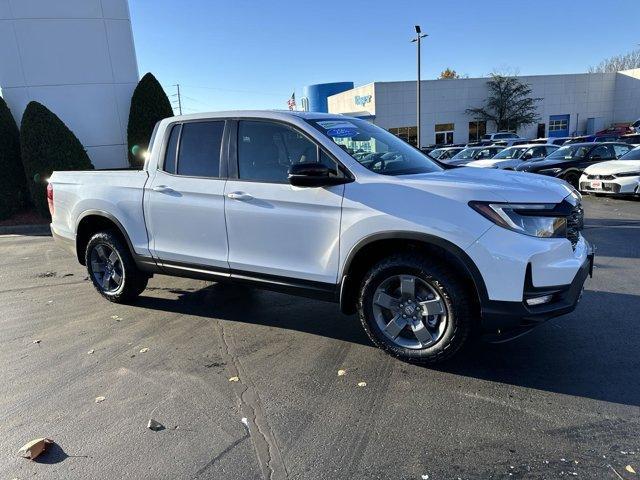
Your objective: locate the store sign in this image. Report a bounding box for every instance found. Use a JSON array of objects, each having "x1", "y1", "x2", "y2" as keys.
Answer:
[{"x1": 354, "y1": 95, "x2": 372, "y2": 107}]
